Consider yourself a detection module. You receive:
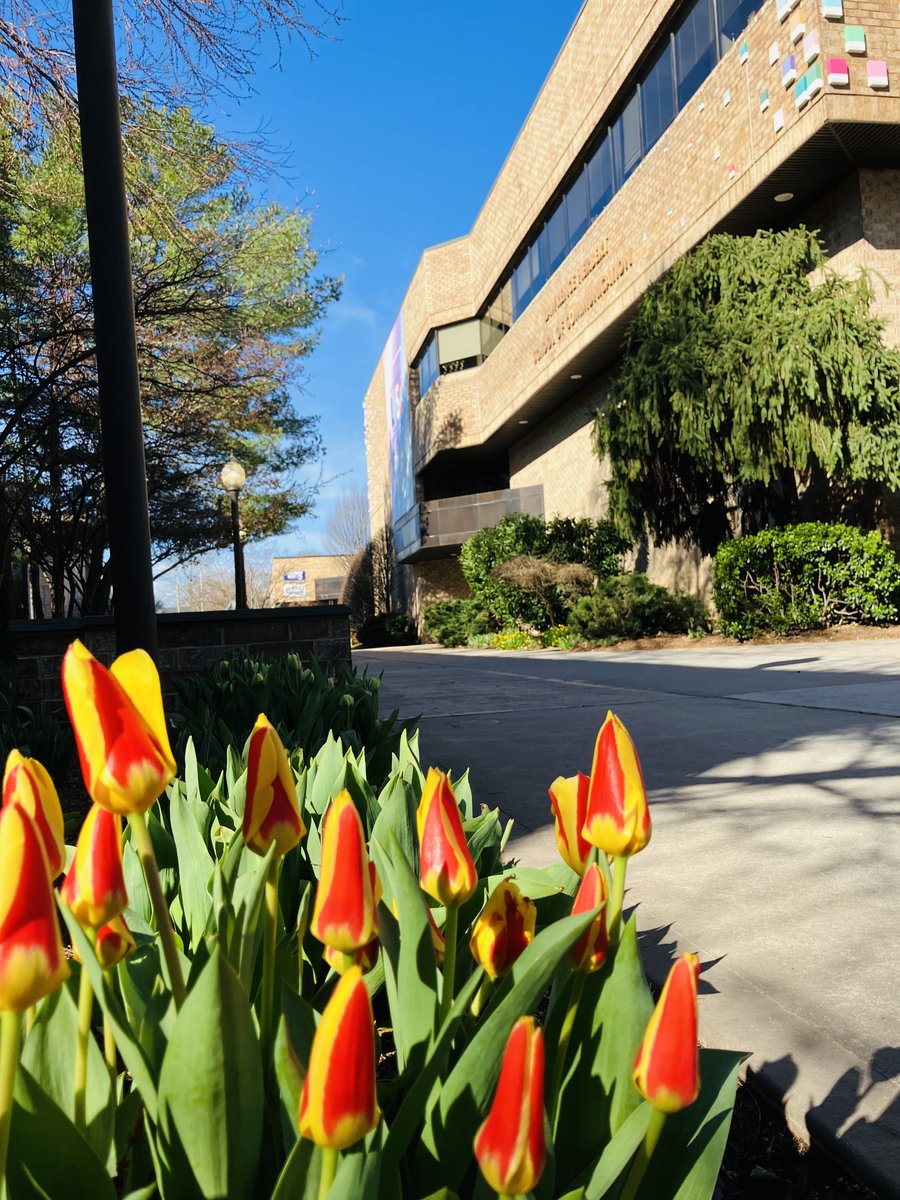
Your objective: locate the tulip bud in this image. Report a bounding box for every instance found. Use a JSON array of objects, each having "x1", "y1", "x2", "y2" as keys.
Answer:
[
  {"x1": 416, "y1": 768, "x2": 477, "y2": 907},
  {"x1": 95, "y1": 915, "x2": 137, "y2": 970},
  {"x1": 61, "y1": 804, "x2": 128, "y2": 930},
  {"x1": 569, "y1": 864, "x2": 609, "y2": 973},
  {"x1": 311, "y1": 791, "x2": 379, "y2": 952},
  {"x1": 62, "y1": 639, "x2": 176, "y2": 815},
  {"x1": 583, "y1": 711, "x2": 651, "y2": 858},
  {"x1": 3, "y1": 750, "x2": 65, "y2": 878},
  {"x1": 425, "y1": 902, "x2": 446, "y2": 967},
  {"x1": 470, "y1": 879, "x2": 536, "y2": 981},
  {"x1": 474, "y1": 1016, "x2": 546, "y2": 1196},
  {"x1": 548, "y1": 771, "x2": 592, "y2": 876},
  {"x1": 633, "y1": 953, "x2": 701, "y2": 1113},
  {"x1": 323, "y1": 937, "x2": 379, "y2": 977},
  {"x1": 299, "y1": 966, "x2": 380, "y2": 1150},
  {"x1": 0, "y1": 803, "x2": 70, "y2": 1011},
  {"x1": 242, "y1": 714, "x2": 306, "y2": 858}
]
